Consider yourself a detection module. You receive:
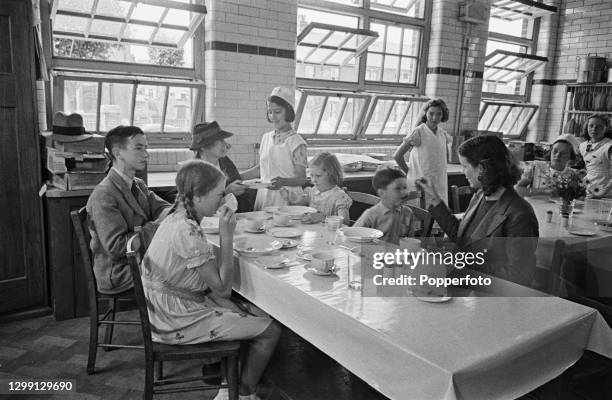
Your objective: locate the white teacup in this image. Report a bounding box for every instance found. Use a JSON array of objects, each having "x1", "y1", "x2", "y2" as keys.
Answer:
[
  {"x1": 273, "y1": 212, "x2": 291, "y2": 226},
  {"x1": 311, "y1": 252, "x2": 335, "y2": 274},
  {"x1": 247, "y1": 217, "x2": 264, "y2": 231}
]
